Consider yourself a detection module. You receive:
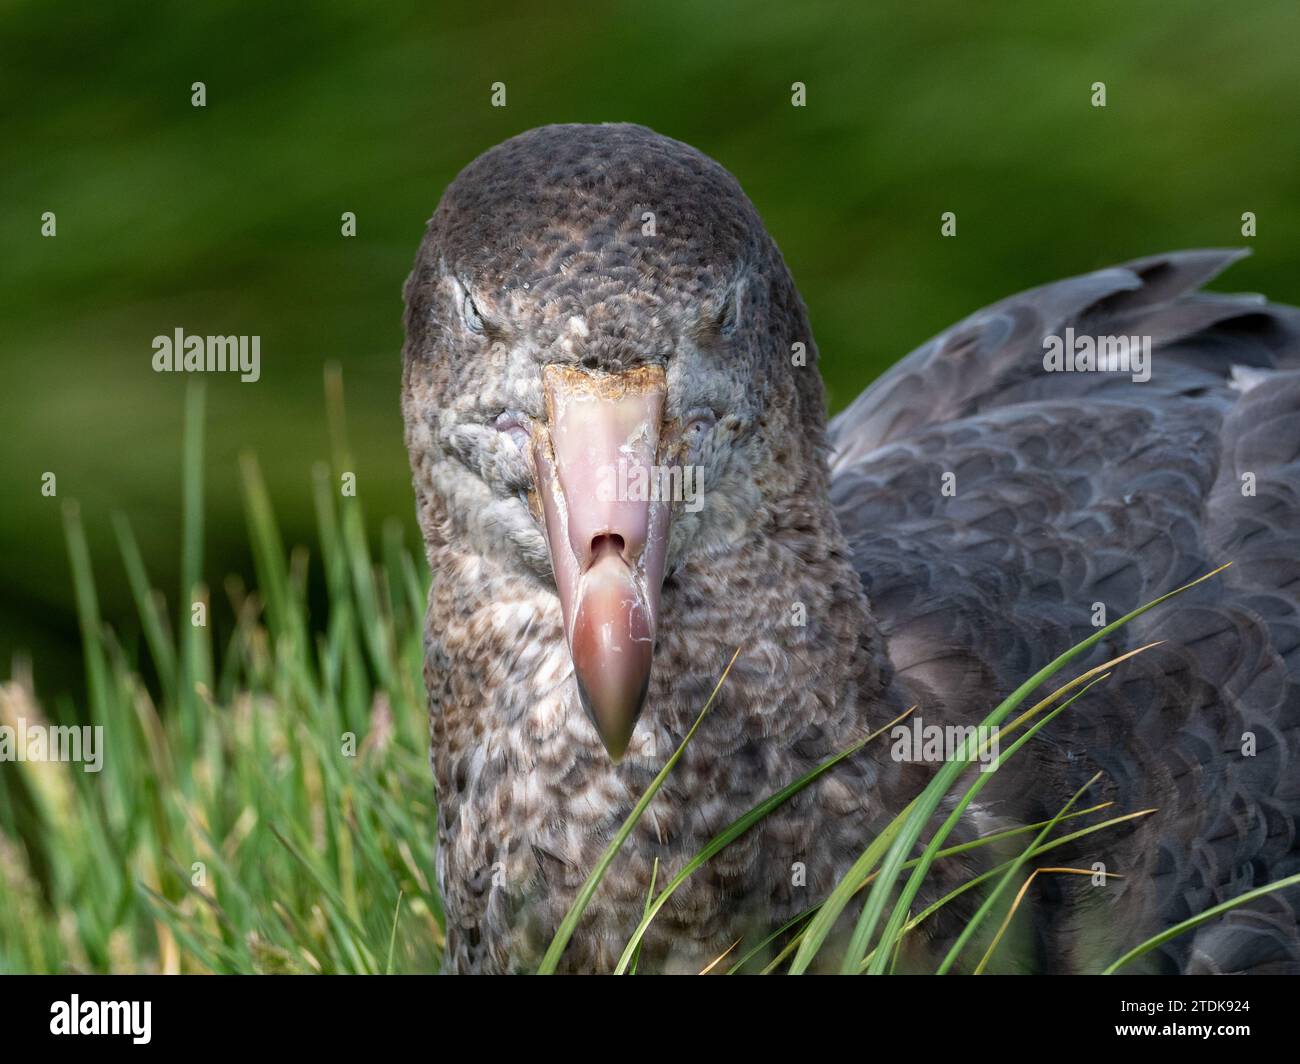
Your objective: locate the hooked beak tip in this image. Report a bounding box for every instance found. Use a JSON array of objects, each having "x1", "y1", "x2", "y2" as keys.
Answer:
[
  {"x1": 569, "y1": 550, "x2": 656, "y2": 760},
  {"x1": 574, "y1": 675, "x2": 644, "y2": 762}
]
